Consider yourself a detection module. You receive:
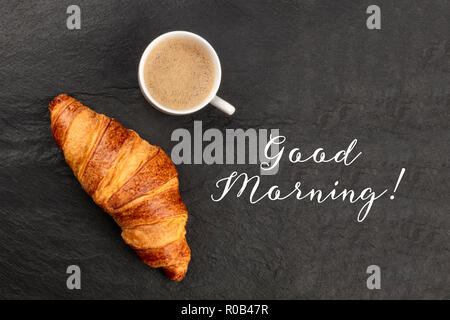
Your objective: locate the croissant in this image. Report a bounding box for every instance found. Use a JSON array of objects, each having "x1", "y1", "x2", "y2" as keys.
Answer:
[{"x1": 49, "y1": 94, "x2": 191, "y2": 281}]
